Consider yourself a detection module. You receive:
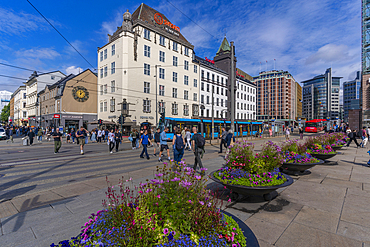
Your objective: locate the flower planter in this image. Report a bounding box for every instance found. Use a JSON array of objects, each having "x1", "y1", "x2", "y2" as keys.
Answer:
[
  {"x1": 332, "y1": 145, "x2": 343, "y2": 151},
  {"x1": 279, "y1": 160, "x2": 324, "y2": 175},
  {"x1": 222, "y1": 211, "x2": 260, "y2": 247},
  {"x1": 210, "y1": 171, "x2": 293, "y2": 201},
  {"x1": 310, "y1": 153, "x2": 337, "y2": 160}
]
